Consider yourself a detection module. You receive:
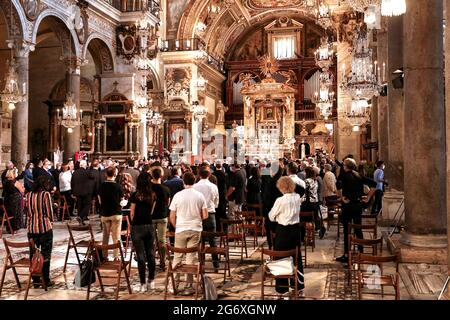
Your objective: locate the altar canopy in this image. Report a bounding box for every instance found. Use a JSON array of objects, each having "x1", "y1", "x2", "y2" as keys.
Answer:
[{"x1": 240, "y1": 56, "x2": 297, "y2": 160}]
